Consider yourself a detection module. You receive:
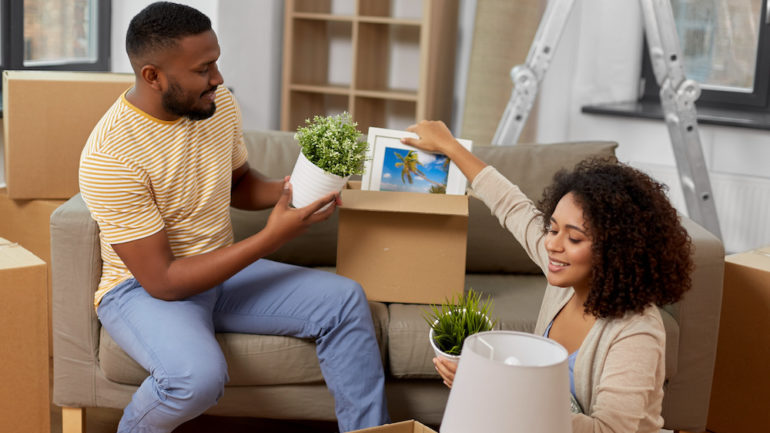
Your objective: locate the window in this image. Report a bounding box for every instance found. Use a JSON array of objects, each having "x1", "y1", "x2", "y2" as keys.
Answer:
[
  {"x1": 0, "y1": 0, "x2": 110, "y2": 73},
  {"x1": 640, "y1": 0, "x2": 770, "y2": 111}
]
